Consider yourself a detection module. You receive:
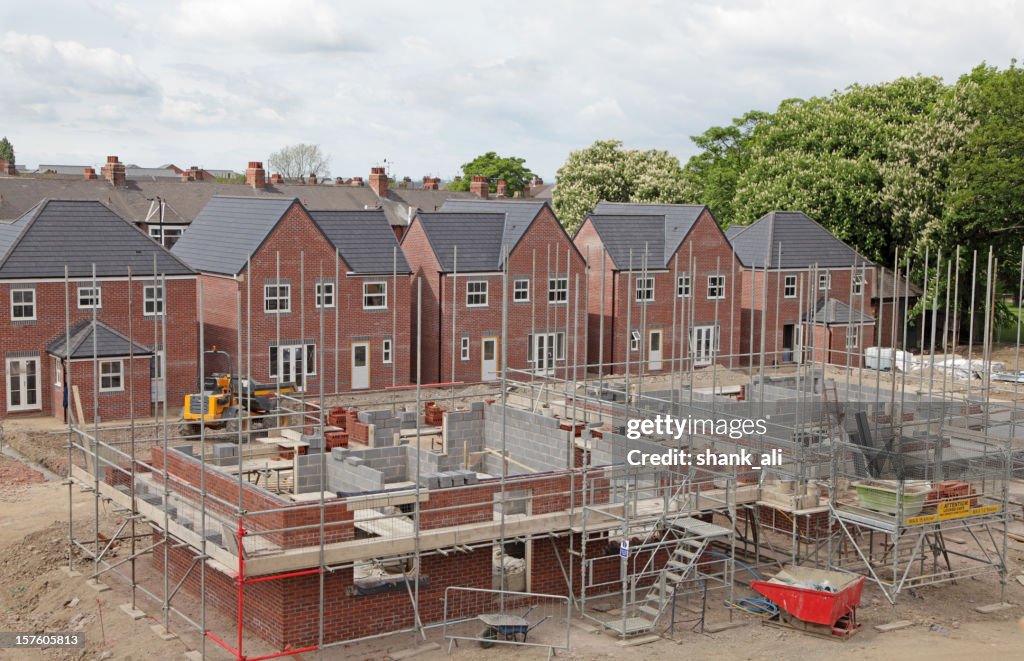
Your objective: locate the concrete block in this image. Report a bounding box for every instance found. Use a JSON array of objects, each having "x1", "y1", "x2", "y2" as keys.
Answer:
[
  {"x1": 346, "y1": 456, "x2": 365, "y2": 467},
  {"x1": 874, "y1": 620, "x2": 914, "y2": 632},
  {"x1": 173, "y1": 445, "x2": 194, "y2": 456}
]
